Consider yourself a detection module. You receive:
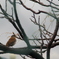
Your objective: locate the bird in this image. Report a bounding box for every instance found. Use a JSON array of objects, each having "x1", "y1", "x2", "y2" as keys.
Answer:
[{"x1": 6, "y1": 34, "x2": 16, "y2": 47}]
